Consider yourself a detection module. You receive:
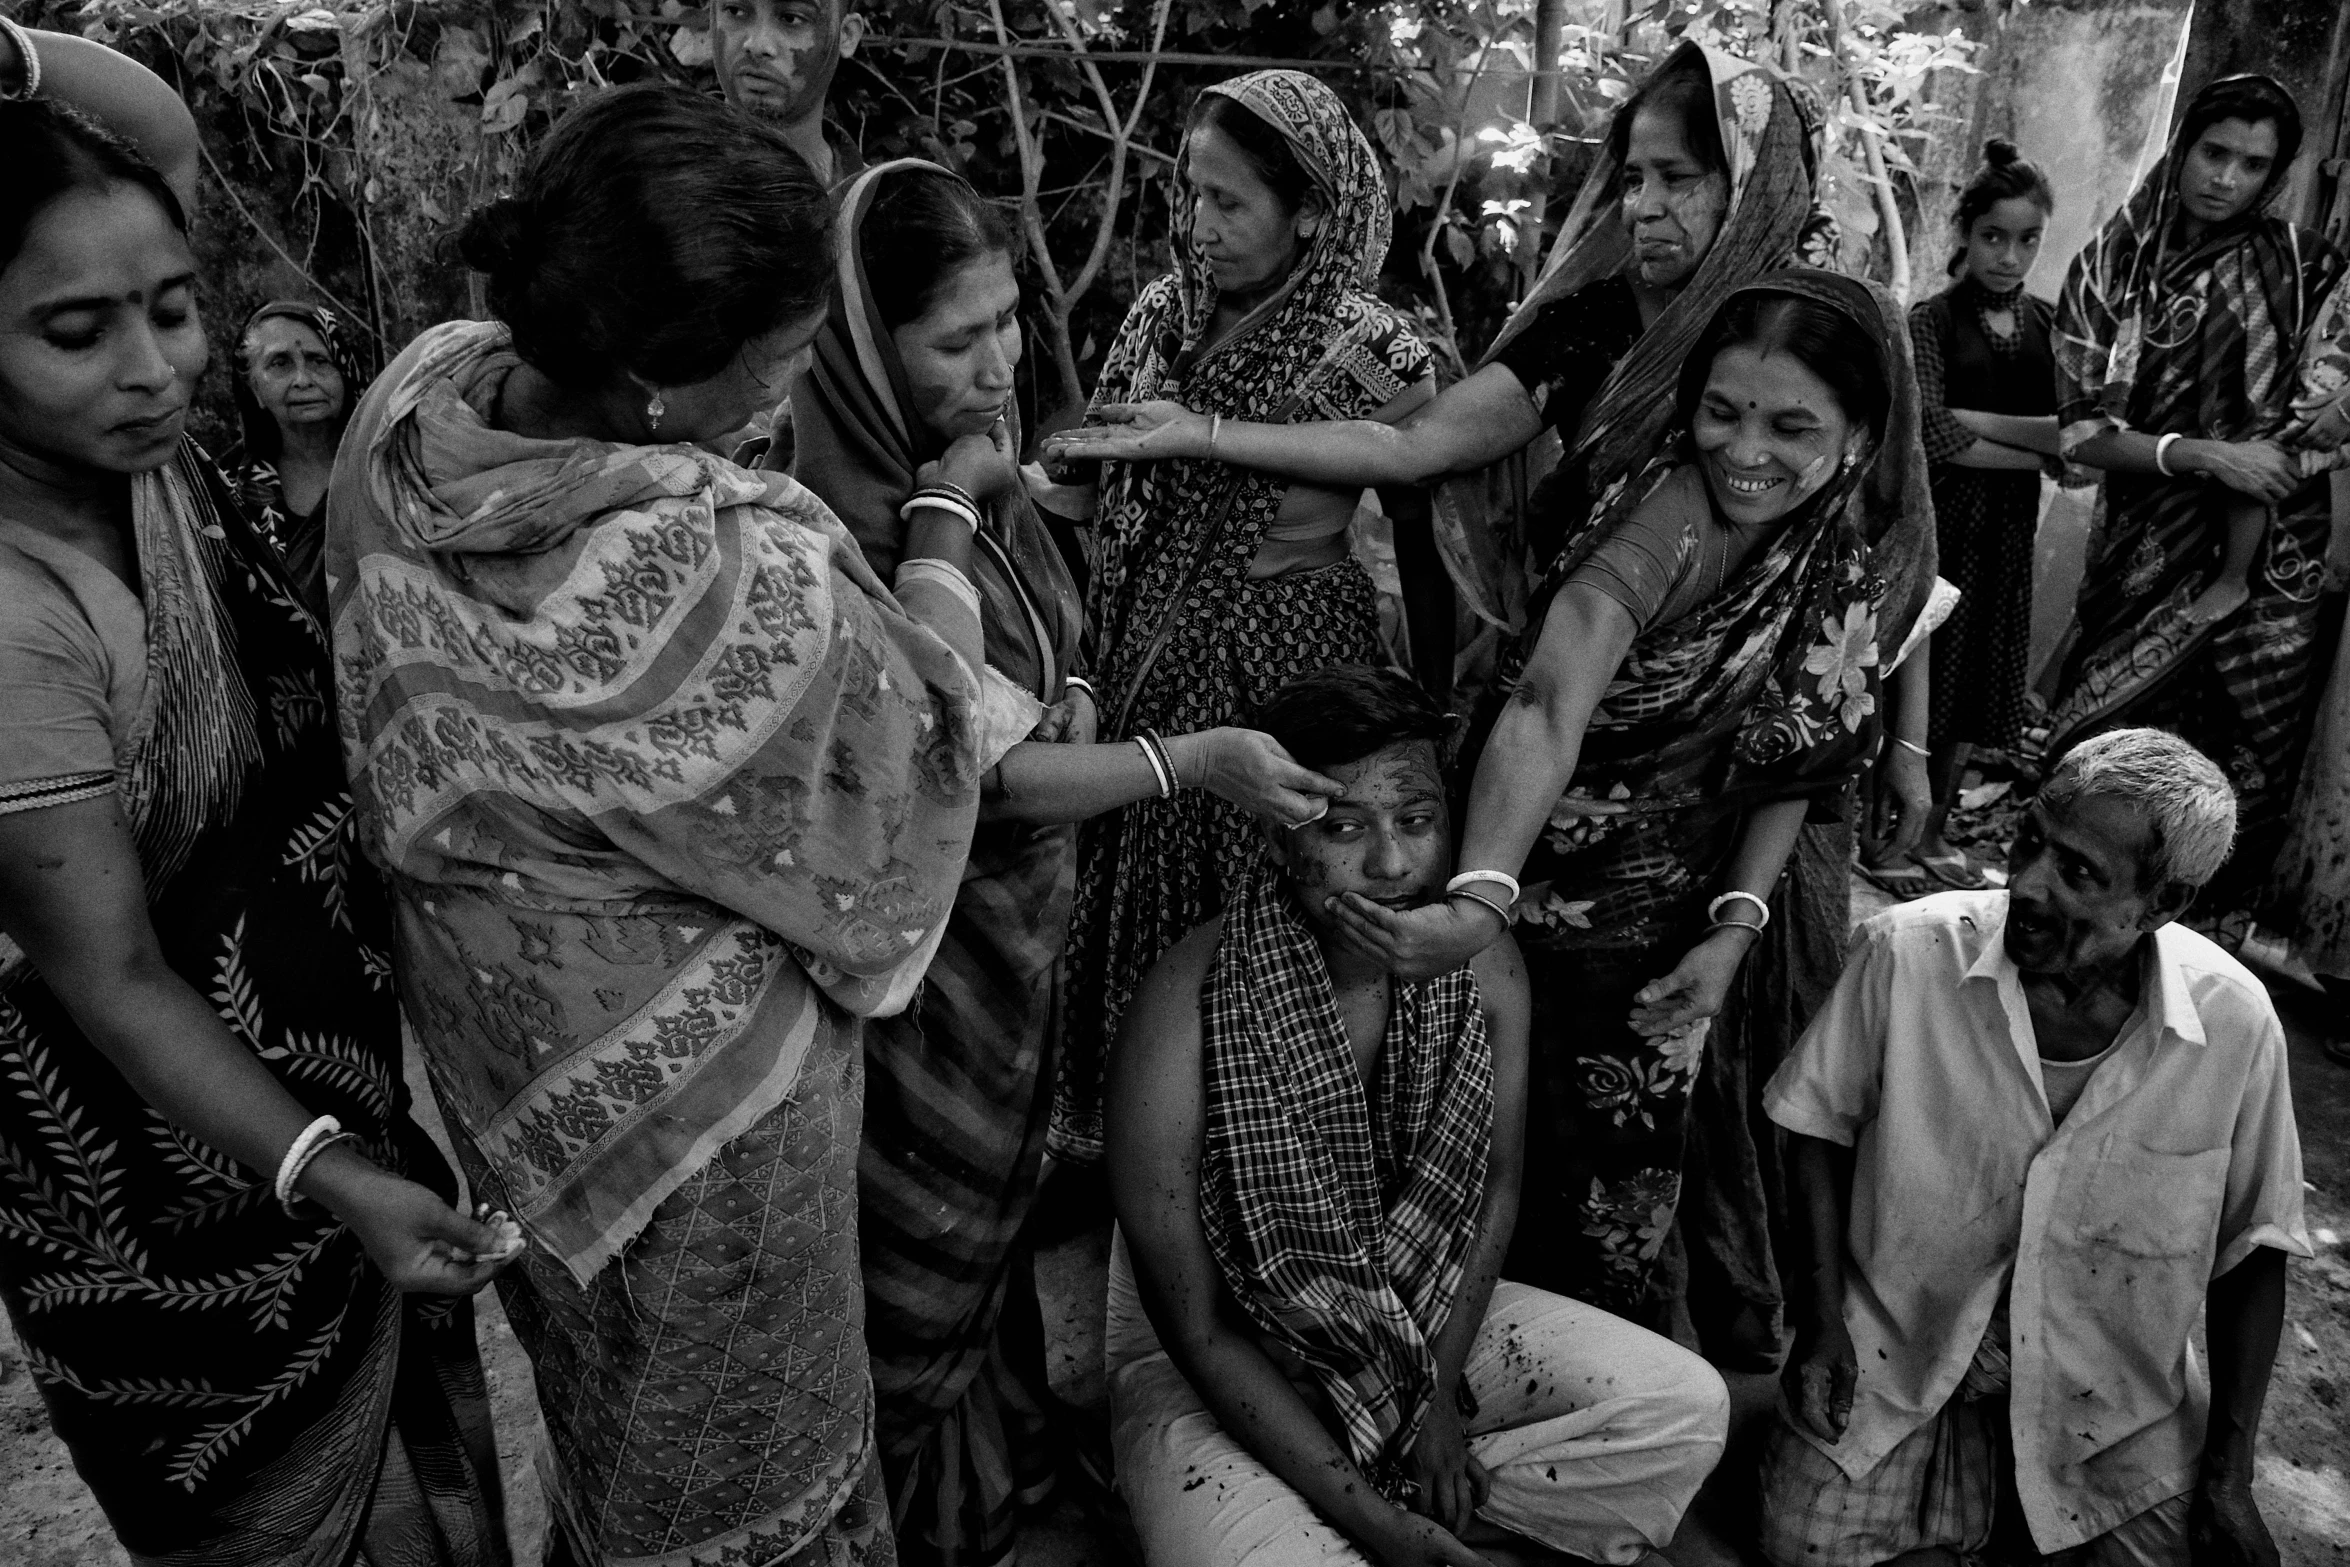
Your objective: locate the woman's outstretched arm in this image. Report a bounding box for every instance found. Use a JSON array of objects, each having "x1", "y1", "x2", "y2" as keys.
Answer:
[
  {"x1": 1324, "y1": 582, "x2": 1639, "y2": 979},
  {"x1": 1040, "y1": 361, "x2": 1547, "y2": 489}
]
